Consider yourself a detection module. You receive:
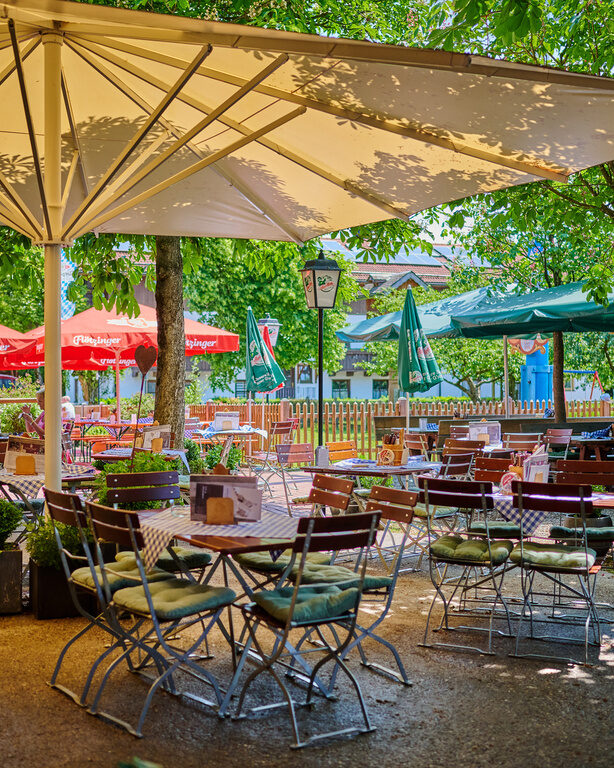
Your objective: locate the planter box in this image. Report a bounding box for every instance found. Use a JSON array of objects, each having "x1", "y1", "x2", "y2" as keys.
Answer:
[
  {"x1": 0, "y1": 547, "x2": 22, "y2": 614},
  {"x1": 29, "y1": 561, "x2": 82, "y2": 620}
]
